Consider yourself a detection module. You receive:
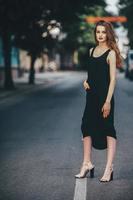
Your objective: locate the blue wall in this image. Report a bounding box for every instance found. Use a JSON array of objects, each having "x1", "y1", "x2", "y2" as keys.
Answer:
[{"x1": 0, "y1": 37, "x2": 19, "y2": 68}]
